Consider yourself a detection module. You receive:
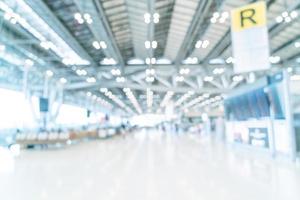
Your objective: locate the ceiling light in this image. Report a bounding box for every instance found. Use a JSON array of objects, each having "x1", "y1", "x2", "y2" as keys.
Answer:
[
  {"x1": 151, "y1": 58, "x2": 156, "y2": 64},
  {"x1": 269, "y1": 56, "x2": 281, "y2": 64},
  {"x1": 295, "y1": 42, "x2": 300, "y2": 48},
  {"x1": 92, "y1": 41, "x2": 100, "y2": 49},
  {"x1": 101, "y1": 58, "x2": 117, "y2": 65},
  {"x1": 83, "y1": 13, "x2": 91, "y2": 20},
  {"x1": 74, "y1": 13, "x2": 82, "y2": 20},
  {"x1": 213, "y1": 68, "x2": 225, "y2": 75},
  {"x1": 86, "y1": 92, "x2": 92, "y2": 97},
  {"x1": 202, "y1": 40, "x2": 209, "y2": 48},
  {"x1": 153, "y1": 18, "x2": 159, "y2": 23},
  {"x1": 146, "y1": 76, "x2": 155, "y2": 82},
  {"x1": 144, "y1": 13, "x2": 151, "y2": 24},
  {"x1": 46, "y1": 70, "x2": 53, "y2": 77},
  {"x1": 153, "y1": 13, "x2": 160, "y2": 19},
  {"x1": 213, "y1": 12, "x2": 220, "y2": 18},
  {"x1": 116, "y1": 76, "x2": 125, "y2": 83},
  {"x1": 60, "y1": 77, "x2": 67, "y2": 84},
  {"x1": 232, "y1": 75, "x2": 243, "y2": 82},
  {"x1": 282, "y1": 11, "x2": 288, "y2": 18},
  {"x1": 276, "y1": 11, "x2": 298, "y2": 24},
  {"x1": 182, "y1": 57, "x2": 198, "y2": 64},
  {"x1": 287, "y1": 67, "x2": 293, "y2": 73},
  {"x1": 76, "y1": 69, "x2": 87, "y2": 76},
  {"x1": 145, "y1": 41, "x2": 151, "y2": 49},
  {"x1": 276, "y1": 16, "x2": 283, "y2": 23},
  {"x1": 175, "y1": 76, "x2": 184, "y2": 82},
  {"x1": 204, "y1": 76, "x2": 213, "y2": 82},
  {"x1": 290, "y1": 11, "x2": 298, "y2": 19},
  {"x1": 152, "y1": 41, "x2": 157, "y2": 49},
  {"x1": 179, "y1": 68, "x2": 190, "y2": 75},
  {"x1": 210, "y1": 18, "x2": 217, "y2": 23},
  {"x1": 25, "y1": 59, "x2": 34, "y2": 67},
  {"x1": 40, "y1": 41, "x2": 53, "y2": 50},
  {"x1": 195, "y1": 40, "x2": 202, "y2": 48},
  {"x1": 111, "y1": 68, "x2": 121, "y2": 76},
  {"x1": 146, "y1": 68, "x2": 155, "y2": 75},
  {"x1": 100, "y1": 88, "x2": 108, "y2": 93},
  {"x1": 284, "y1": 16, "x2": 291, "y2": 23},
  {"x1": 86, "y1": 18, "x2": 93, "y2": 24},
  {"x1": 99, "y1": 41, "x2": 107, "y2": 49},
  {"x1": 221, "y1": 12, "x2": 229, "y2": 18},
  {"x1": 226, "y1": 56, "x2": 235, "y2": 64},
  {"x1": 86, "y1": 77, "x2": 96, "y2": 83}
]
